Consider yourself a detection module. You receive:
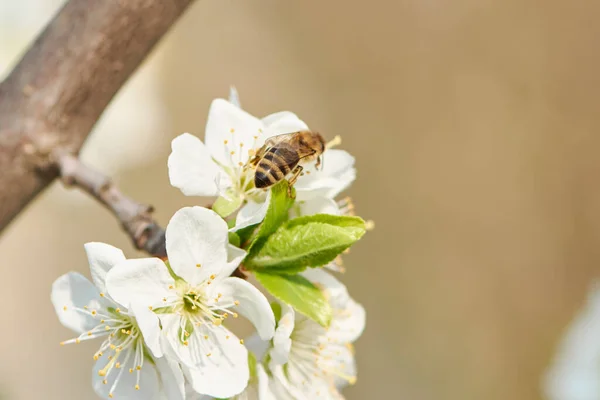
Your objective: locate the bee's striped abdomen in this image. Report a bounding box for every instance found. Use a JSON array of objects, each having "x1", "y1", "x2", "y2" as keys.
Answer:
[{"x1": 254, "y1": 146, "x2": 299, "y2": 189}]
